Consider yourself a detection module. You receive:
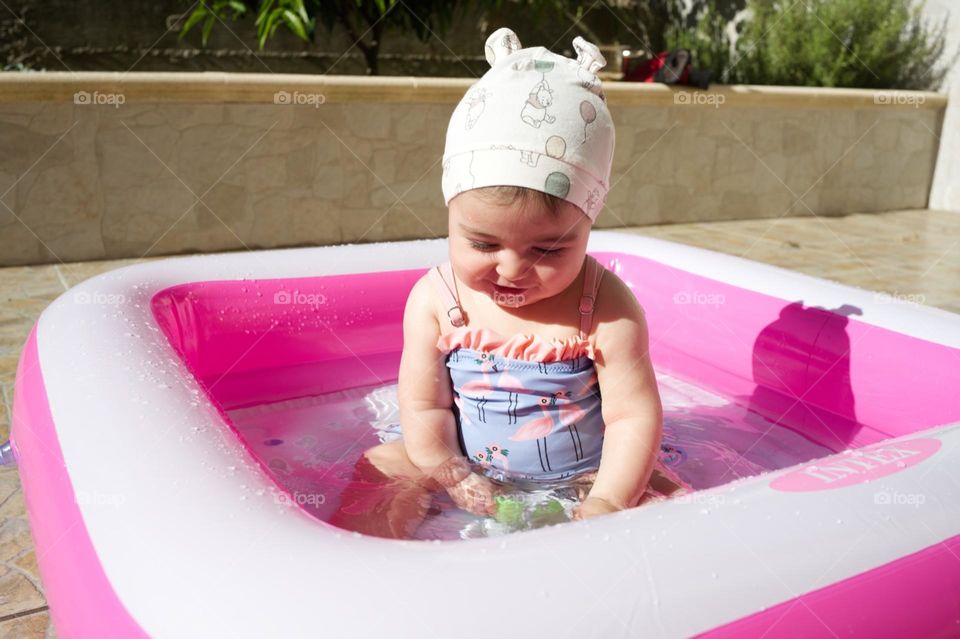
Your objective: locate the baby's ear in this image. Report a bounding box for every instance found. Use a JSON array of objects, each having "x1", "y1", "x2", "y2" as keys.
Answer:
[{"x1": 484, "y1": 28, "x2": 522, "y2": 66}]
